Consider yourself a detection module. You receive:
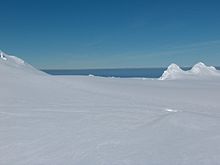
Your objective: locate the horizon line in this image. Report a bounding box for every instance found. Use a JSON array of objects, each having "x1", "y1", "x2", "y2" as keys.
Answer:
[{"x1": 41, "y1": 66, "x2": 220, "y2": 71}]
